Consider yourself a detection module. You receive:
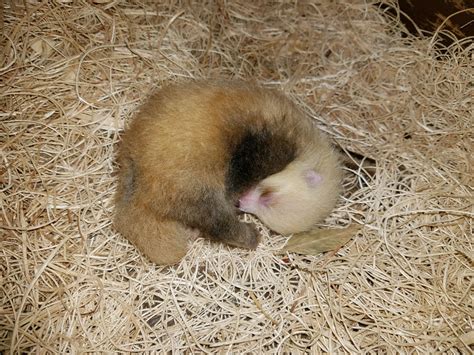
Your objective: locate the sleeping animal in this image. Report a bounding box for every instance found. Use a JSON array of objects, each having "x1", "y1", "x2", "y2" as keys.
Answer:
[{"x1": 114, "y1": 80, "x2": 342, "y2": 264}]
